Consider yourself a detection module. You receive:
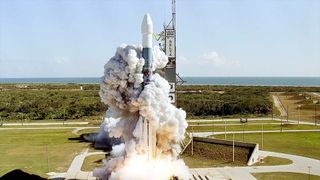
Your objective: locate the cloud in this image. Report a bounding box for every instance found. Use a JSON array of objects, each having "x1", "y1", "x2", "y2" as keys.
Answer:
[
  {"x1": 201, "y1": 51, "x2": 224, "y2": 66},
  {"x1": 177, "y1": 56, "x2": 188, "y2": 63},
  {"x1": 200, "y1": 51, "x2": 239, "y2": 67},
  {"x1": 54, "y1": 57, "x2": 69, "y2": 64}
]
